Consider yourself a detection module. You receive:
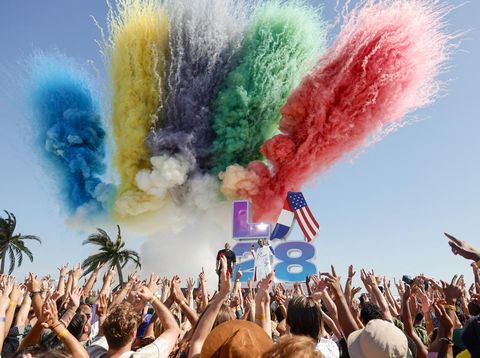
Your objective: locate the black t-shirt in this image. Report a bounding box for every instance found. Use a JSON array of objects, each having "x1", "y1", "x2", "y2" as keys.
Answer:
[{"x1": 216, "y1": 249, "x2": 236, "y2": 273}]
